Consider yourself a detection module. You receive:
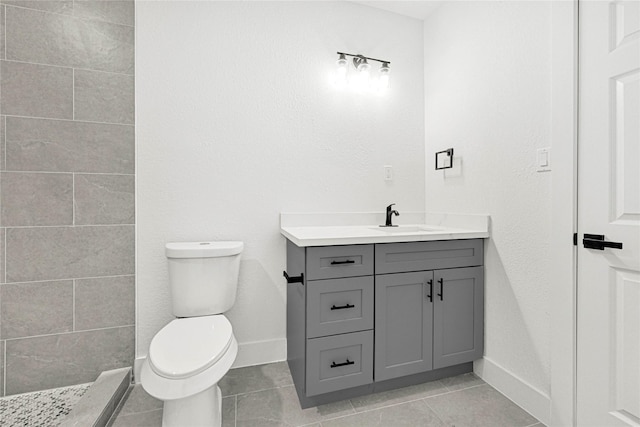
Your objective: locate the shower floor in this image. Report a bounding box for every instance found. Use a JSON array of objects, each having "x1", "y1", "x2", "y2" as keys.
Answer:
[{"x1": 0, "y1": 383, "x2": 91, "y2": 427}]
